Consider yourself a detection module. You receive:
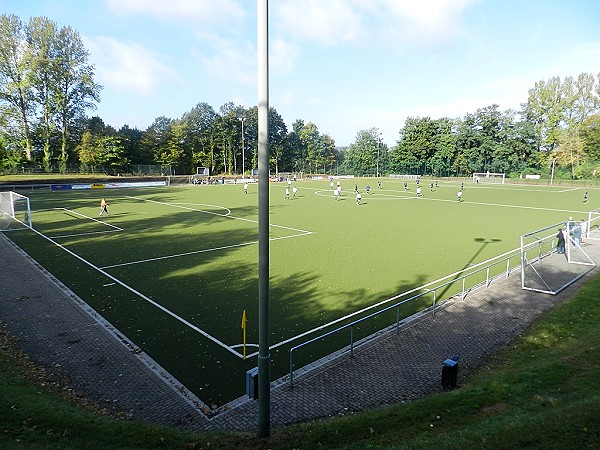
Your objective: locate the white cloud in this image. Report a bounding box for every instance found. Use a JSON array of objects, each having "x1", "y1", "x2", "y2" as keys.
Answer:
[
  {"x1": 272, "y1": 0, "x2": 478, "y2": 48},
  {"x1": 104, "y1": 0, "x2": 244, "y2": 23},
  {"x1": 195, "y1": 36, "x2": 256, "y2": 85},
  {"x1": 381, "y1": 0, "x2": 478, "y2": 43},
  {"x1": 271, "y1": 38, "x2": 299, "y2": 75},
  {"x1": 273, "y1": 0, "x2": 366, "y2": 46},
  {"x1": 85, "y1": 36, "x2": 177, "y2": 95}
]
